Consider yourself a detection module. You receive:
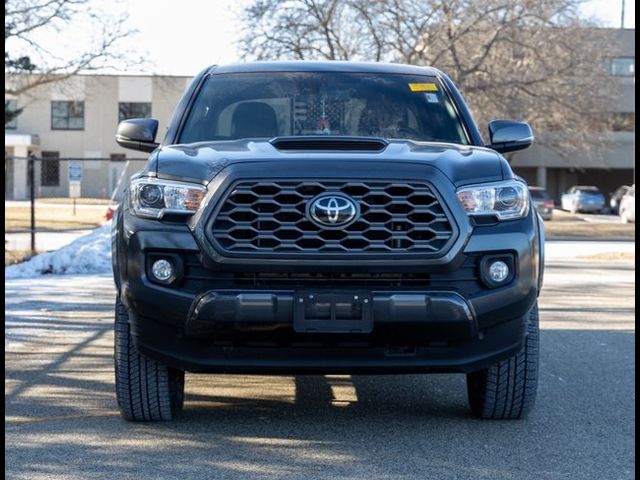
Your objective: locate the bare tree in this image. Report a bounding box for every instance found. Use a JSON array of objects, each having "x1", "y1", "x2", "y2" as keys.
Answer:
[
  {"x1": 5, "y1": 0, "x2": 145, "y2": 108},
  {"x1": 239, "y1": 0, "x2": 619, "y2": 163}
]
